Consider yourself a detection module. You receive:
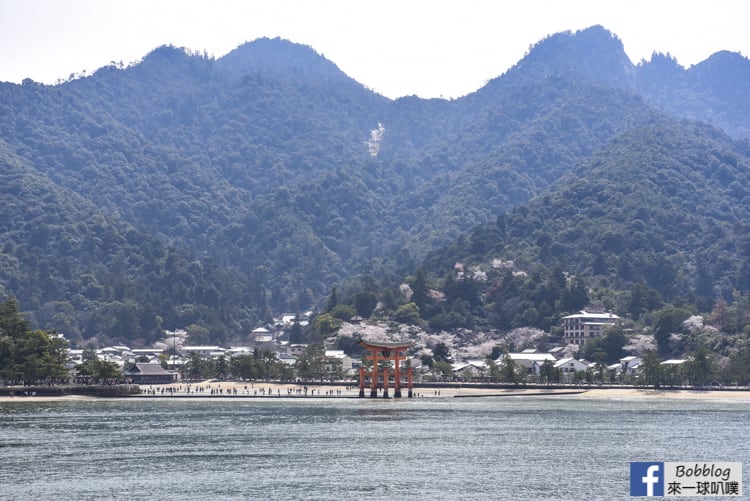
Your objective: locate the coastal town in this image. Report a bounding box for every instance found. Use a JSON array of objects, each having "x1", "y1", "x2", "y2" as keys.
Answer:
[
  {"x1": 2, "y1": 298, "x2": 746, "y2": 398},
  {"x1": 59, "y1": 308, "x2": 714, "y2": 392}
]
